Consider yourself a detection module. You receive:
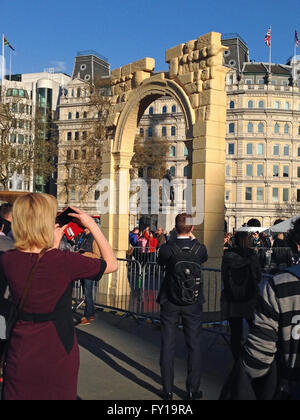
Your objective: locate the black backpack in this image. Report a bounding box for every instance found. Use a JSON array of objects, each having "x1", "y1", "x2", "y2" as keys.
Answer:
[
  {"x1": 167, "y1": 241, "x2": 203, "y2": 306},
  {"x1": 224, "y1": 254, "x2": 258, "y2": 303}
]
